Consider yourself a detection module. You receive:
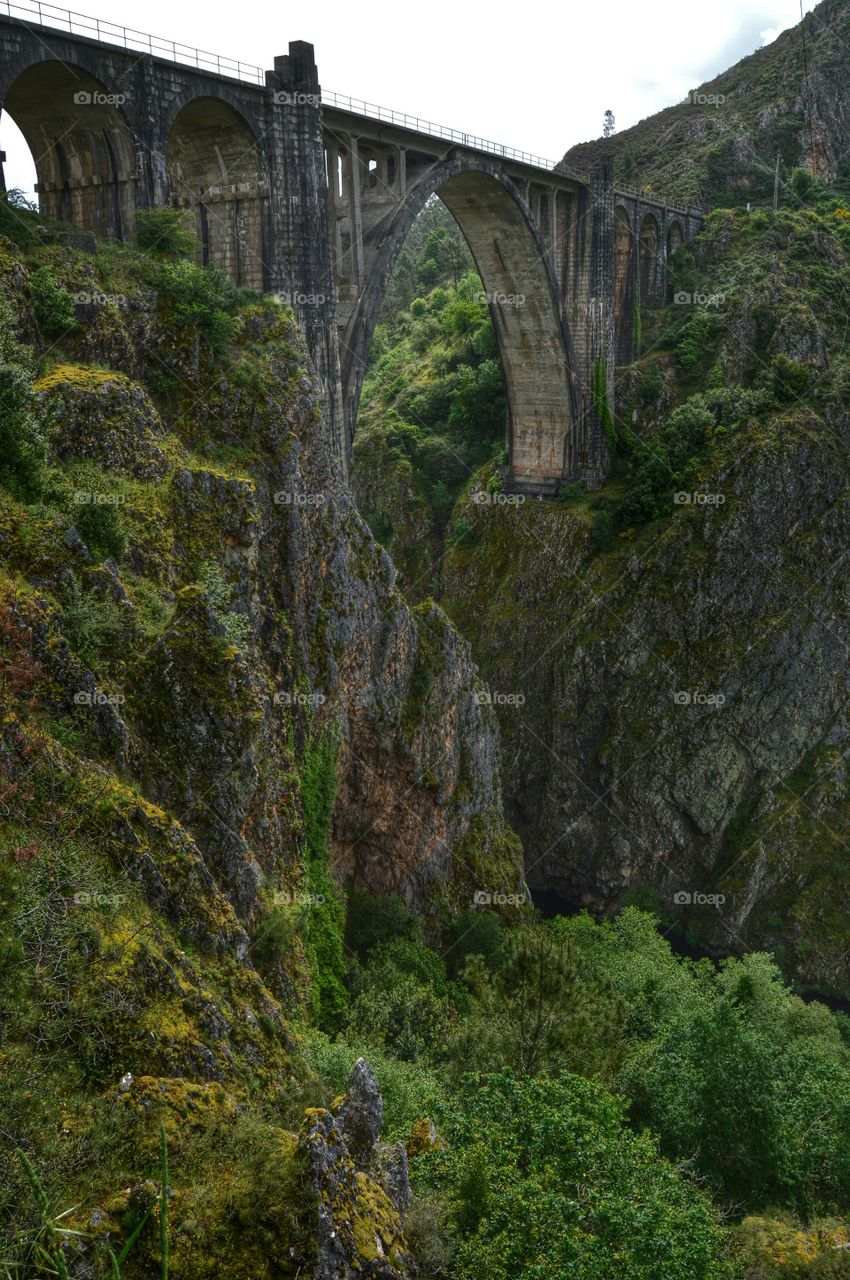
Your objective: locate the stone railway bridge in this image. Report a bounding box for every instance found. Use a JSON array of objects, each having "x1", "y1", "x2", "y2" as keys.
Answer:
[{"x1": 0, "y1": 4, "x2": 703, "y2": 493}]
